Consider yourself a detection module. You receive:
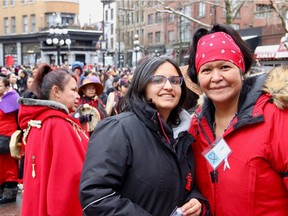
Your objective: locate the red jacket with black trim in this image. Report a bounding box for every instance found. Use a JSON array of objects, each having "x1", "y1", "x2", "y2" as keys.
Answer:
[{"x1": 189, "y1": 70, "x2": 288, "y2": 215}]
